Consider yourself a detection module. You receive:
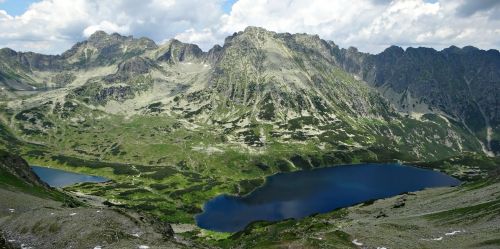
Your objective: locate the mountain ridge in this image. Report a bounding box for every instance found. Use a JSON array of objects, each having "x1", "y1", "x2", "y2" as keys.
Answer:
[
  {"x1": 0, "y1": 27, "x2": 497, "y2": 166},
  {"x1": 0, "y1": 27, "x2": 499, "y2": 249},
  {"x1": 337, "y1": 42, "x2": 500, "y2": 155}
]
